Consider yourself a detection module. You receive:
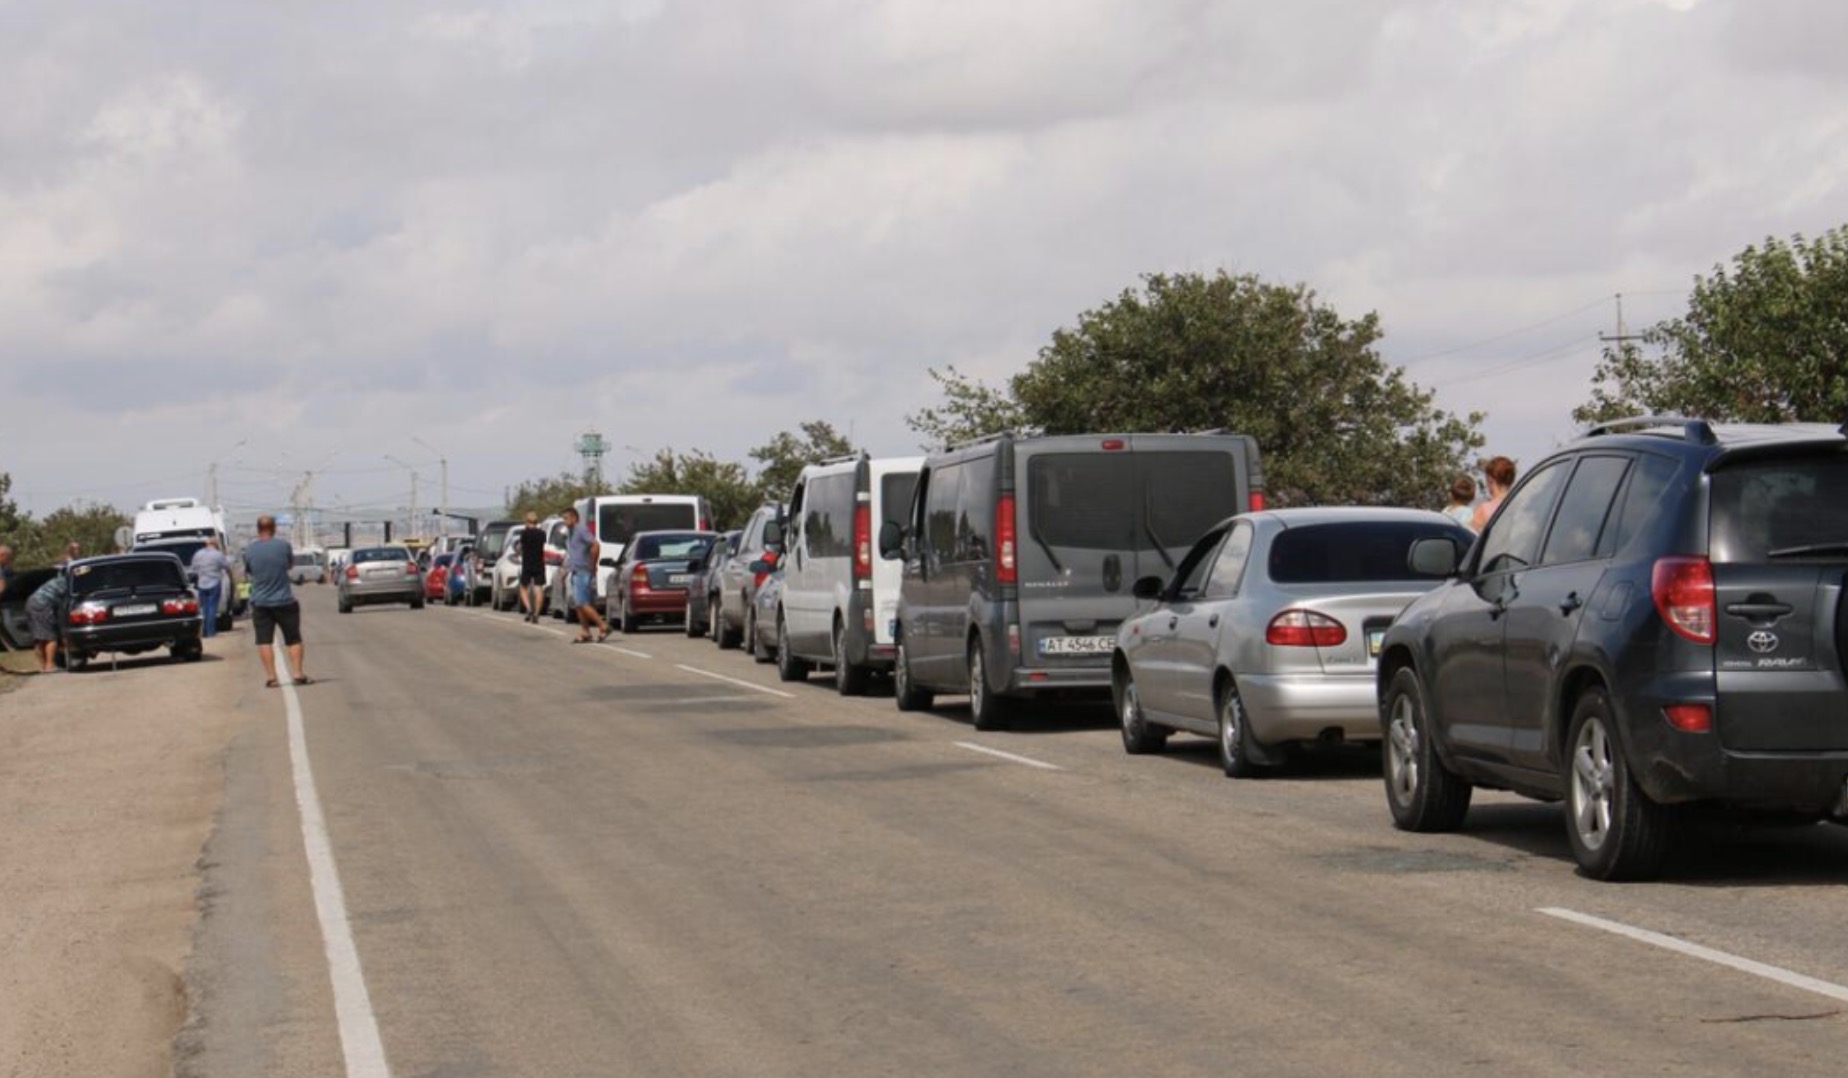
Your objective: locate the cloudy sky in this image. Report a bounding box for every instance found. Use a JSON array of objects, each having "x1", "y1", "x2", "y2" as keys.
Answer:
[{"x1": 2, "y1": 0, "x2": 1843, "y2": 521}]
